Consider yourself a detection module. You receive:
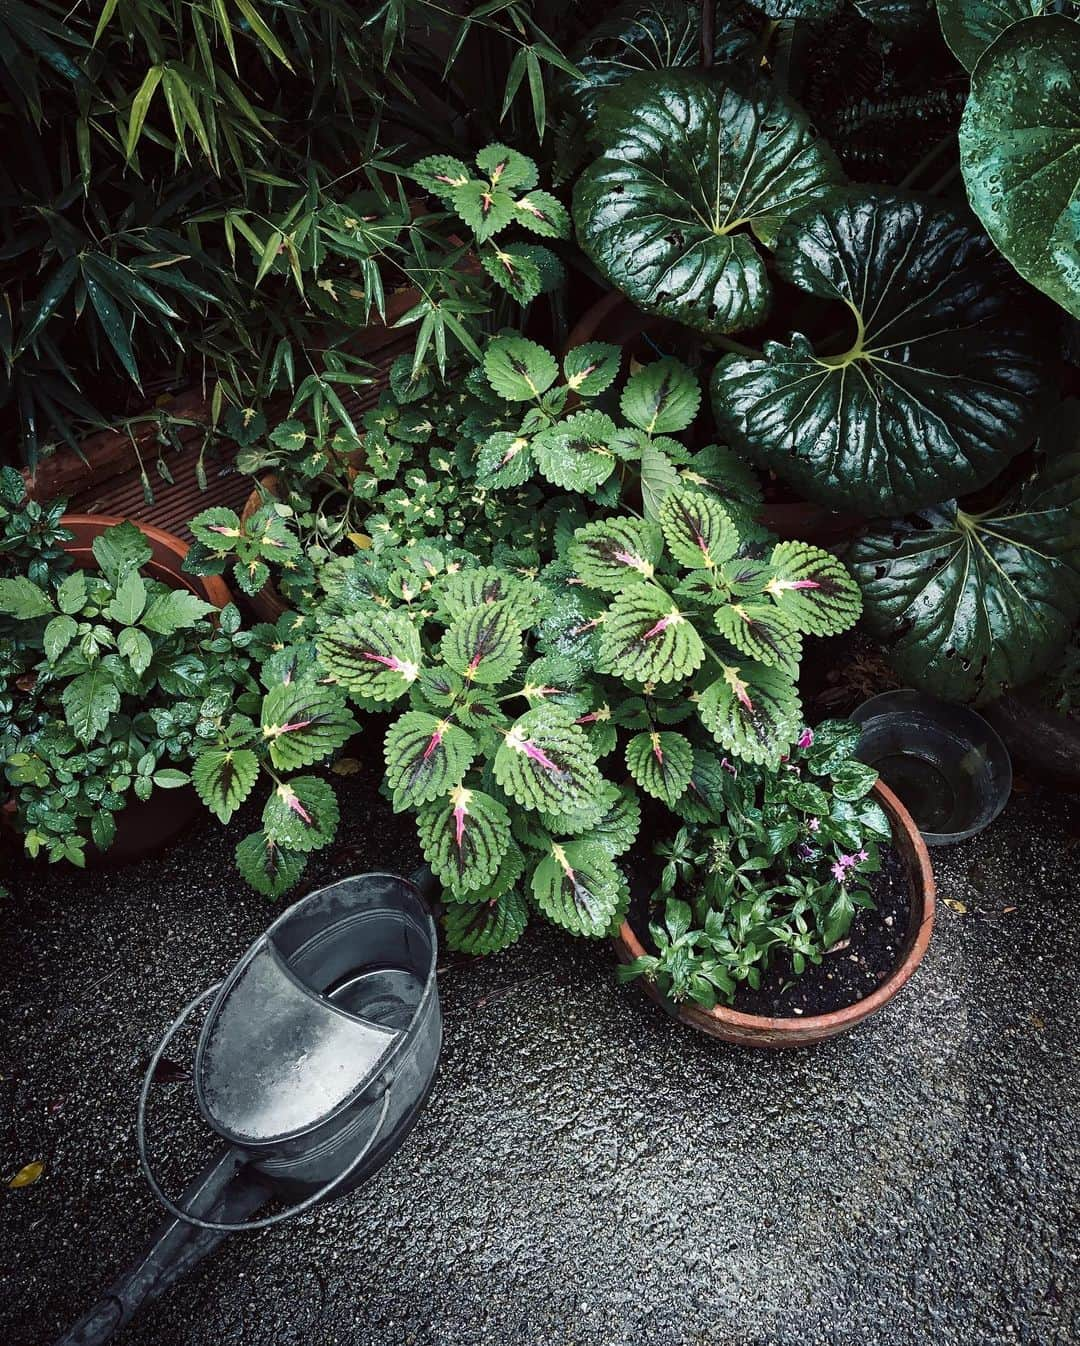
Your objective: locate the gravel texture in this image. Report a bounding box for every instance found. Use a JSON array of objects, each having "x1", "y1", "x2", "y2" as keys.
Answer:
[{"x1": 1, "y1": 759, "x2": 1078, "y2": 1346}]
